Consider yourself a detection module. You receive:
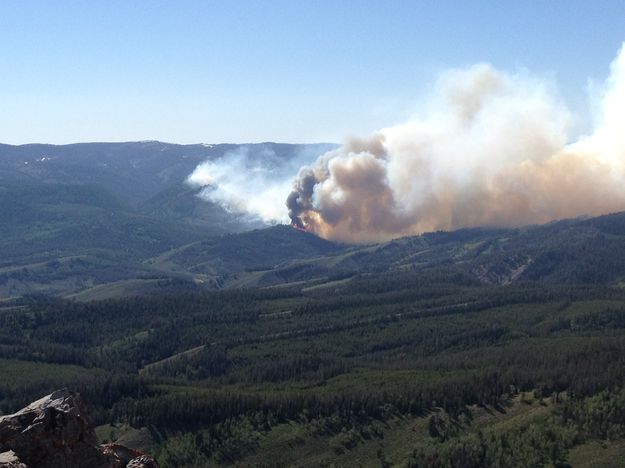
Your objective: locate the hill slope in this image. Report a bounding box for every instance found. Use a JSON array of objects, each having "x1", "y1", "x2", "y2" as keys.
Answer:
[
  {"x1": 0, "y1": 141, "x2": 339, "y2": 297},
  {"x1": 193, "y1": 211, "x2": 625, "y2": 291},
  {"x1": 0, "y1": 141, "x2": 336, "y2": 207},
  {"x1": 4, "y1": 141, "x2": 625, "y2": 298}
]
